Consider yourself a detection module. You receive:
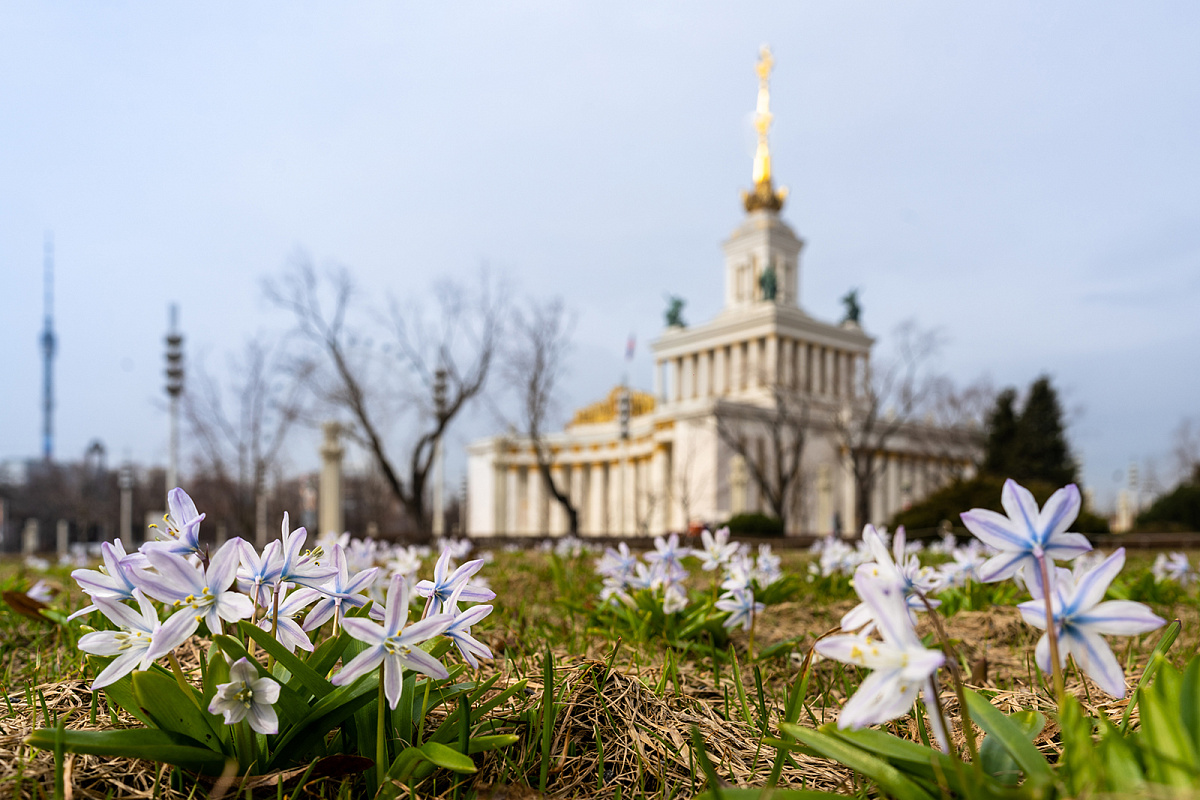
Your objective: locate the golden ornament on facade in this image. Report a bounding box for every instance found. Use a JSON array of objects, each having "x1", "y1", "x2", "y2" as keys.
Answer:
[{"x1": 570, "y1": 387, "x2": 656, "y2": 426}]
